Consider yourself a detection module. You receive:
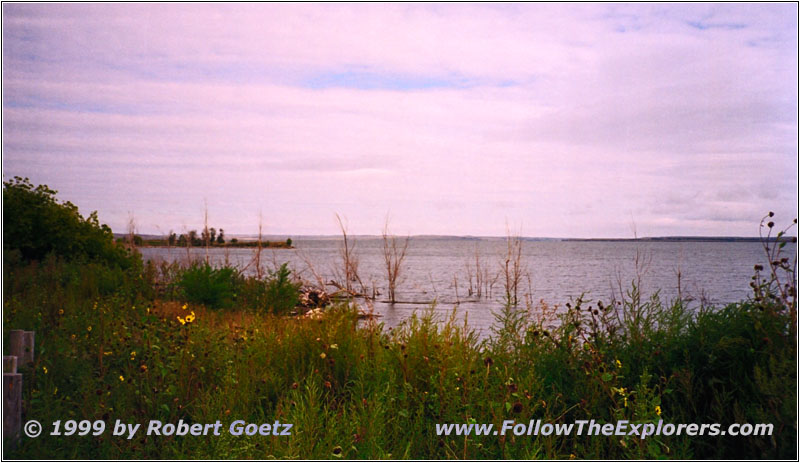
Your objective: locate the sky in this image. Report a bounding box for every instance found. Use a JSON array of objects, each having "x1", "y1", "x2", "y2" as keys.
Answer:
[{"x1": 2, "y1": 3, "x2": 797, "y2": 238}]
